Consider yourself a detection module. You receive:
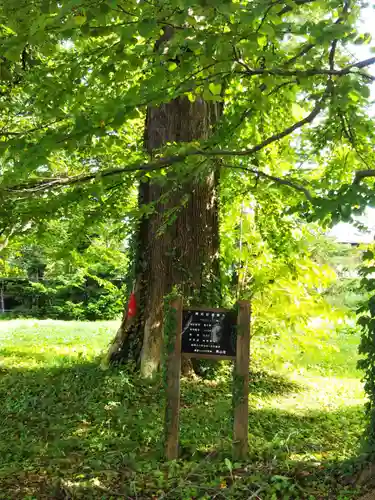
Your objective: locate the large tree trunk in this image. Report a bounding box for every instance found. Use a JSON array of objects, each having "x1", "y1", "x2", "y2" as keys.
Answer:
[{"x1": 106, "y1": 96, "x2": 222, "y2": 377}]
